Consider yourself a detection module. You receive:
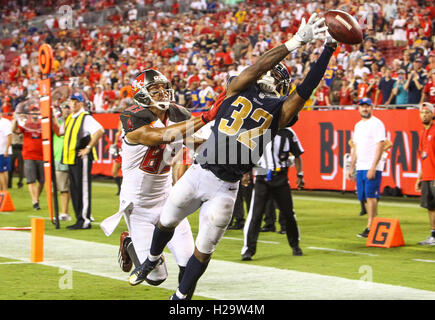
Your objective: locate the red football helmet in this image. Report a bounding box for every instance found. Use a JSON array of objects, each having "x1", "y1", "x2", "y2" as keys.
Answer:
[{"x1": 131, "y1": 69, "x2": 174, "y2": 111}]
